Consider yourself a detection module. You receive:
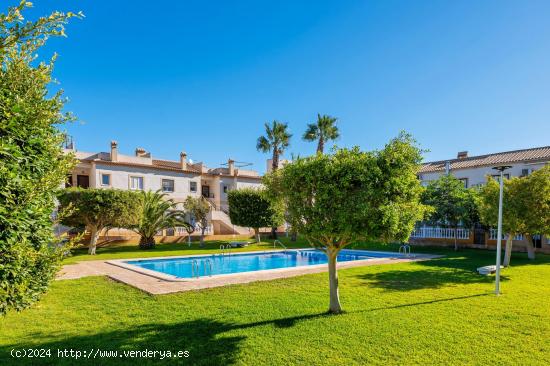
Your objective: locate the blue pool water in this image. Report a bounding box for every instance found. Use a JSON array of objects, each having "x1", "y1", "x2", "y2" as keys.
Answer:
[{"x1": 125, "y1": 249, "x2": 402, "y2": 279}]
